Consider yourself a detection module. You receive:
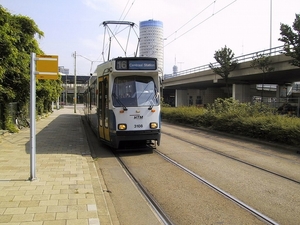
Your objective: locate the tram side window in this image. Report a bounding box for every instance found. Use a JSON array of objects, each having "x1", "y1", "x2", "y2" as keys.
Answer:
[{"x1": 89, "y1": 80, "x2": 97, "y2": 106}]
